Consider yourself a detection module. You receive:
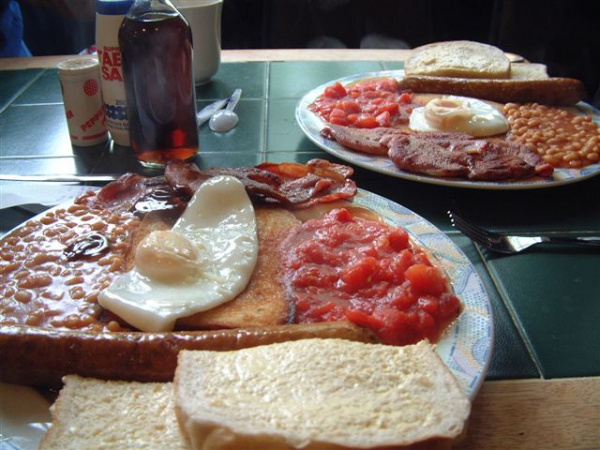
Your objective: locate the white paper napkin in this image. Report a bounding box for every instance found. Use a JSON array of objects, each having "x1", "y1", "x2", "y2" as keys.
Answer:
[{"x1": 0, "y1": 181, "x2": 100, "y2": 210}]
